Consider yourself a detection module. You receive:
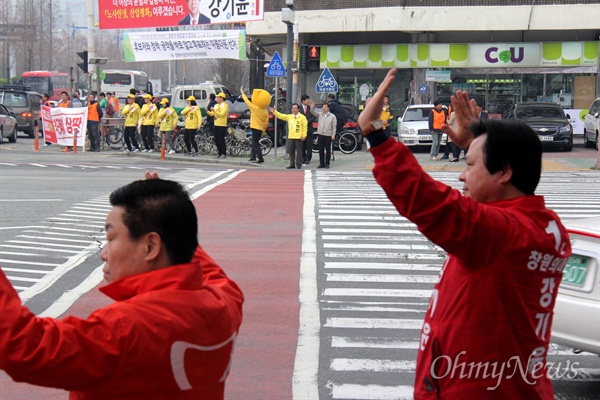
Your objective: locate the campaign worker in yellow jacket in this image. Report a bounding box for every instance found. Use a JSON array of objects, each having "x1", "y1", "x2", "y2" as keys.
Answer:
[
  {"x1": 156, "y1": 98, "x2": 178, "y2": 155},
  {"x1": 206, "y1": 92, "x2": 229, "y2": 159},
  {"x1": 180, "y1": 96, "x2": 202, "y2": 155},
  {"x1": 140, "y1": 94, "x2": 159, "y2": 152},
  {"x1": 121, "y1": 94, "x2": 141, "y2": 152},
  {"x1": 240, "y1": 86, "x2": 269, "y2": 163},
  {"x1": 271, "y1": 104, "x2": 307, "y2": 170}
]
